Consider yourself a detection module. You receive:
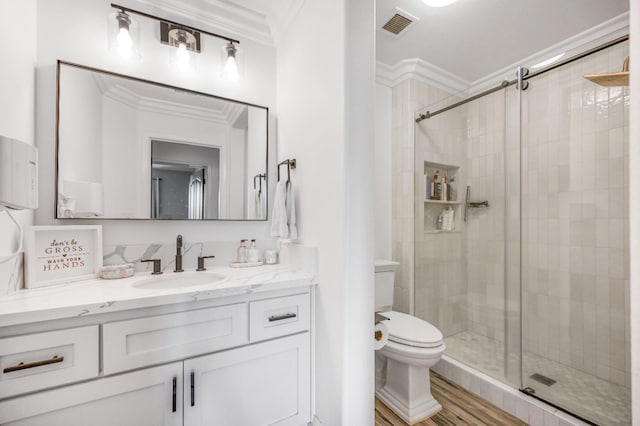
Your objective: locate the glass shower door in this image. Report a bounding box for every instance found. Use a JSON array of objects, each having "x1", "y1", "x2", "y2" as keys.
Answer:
[
  {"x1": 518, "y1": 41, "x2": 631, "y2": 425},
  {"x1": 413, "y1": 82, "x2": 522, "y2": 387}
]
